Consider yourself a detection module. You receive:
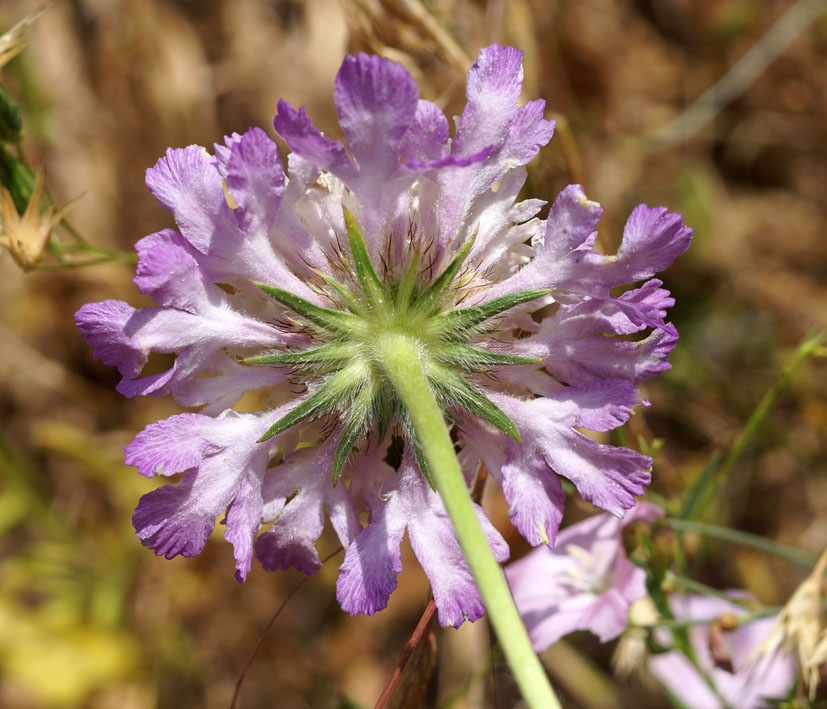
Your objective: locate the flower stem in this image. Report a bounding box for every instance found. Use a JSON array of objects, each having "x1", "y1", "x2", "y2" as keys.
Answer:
[
  {"x1": 685, "y1": 329, "x2": 825, "y2": 519},
  {"x1": 376, "y1": 332, "x2": 560, "y2": 709}
]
